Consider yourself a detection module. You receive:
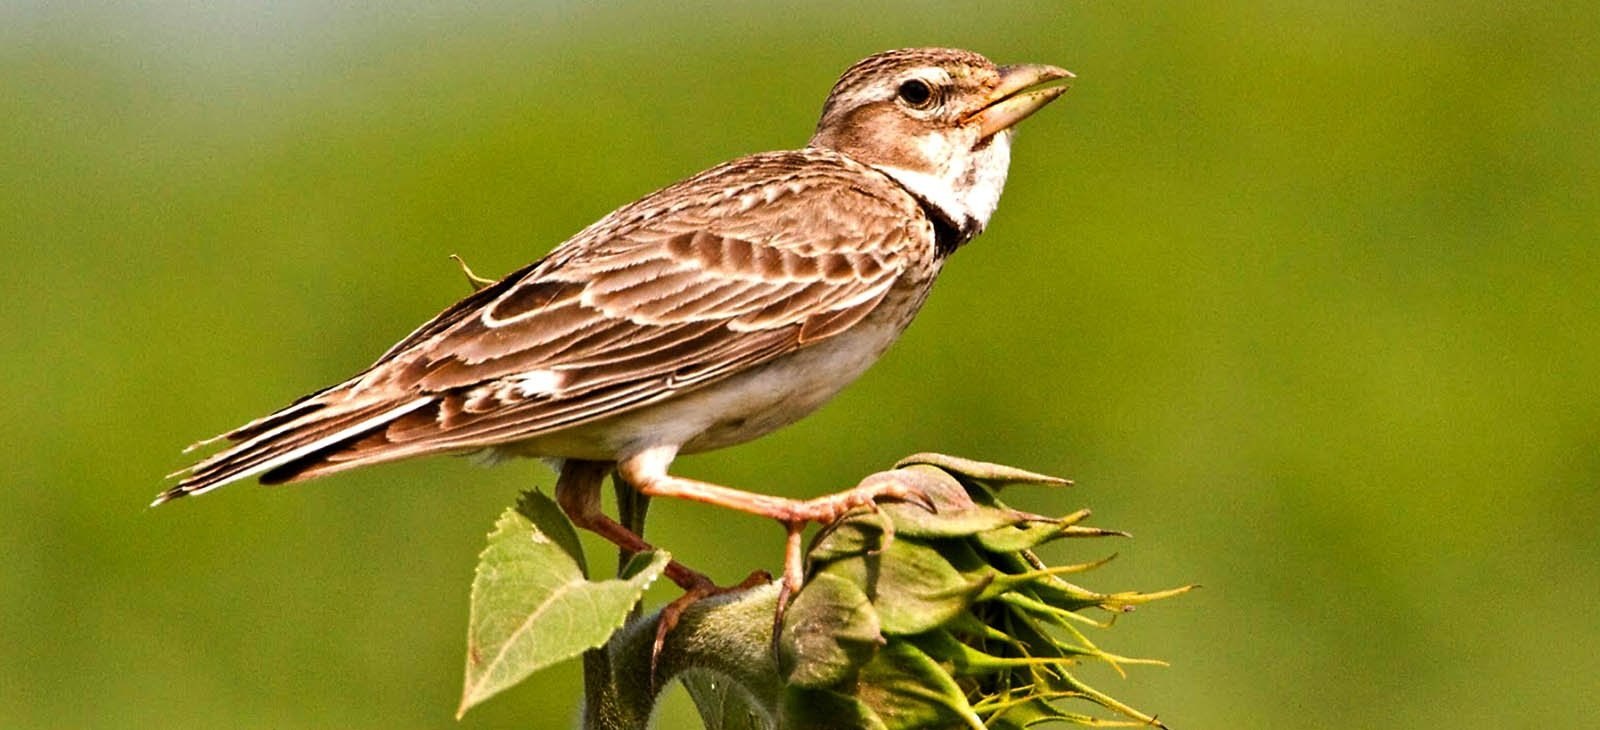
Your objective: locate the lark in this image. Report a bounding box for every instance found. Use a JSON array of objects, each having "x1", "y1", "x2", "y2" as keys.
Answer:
[{"x1": 161, "y1": 47, "x2": 1071, "y2": 603}]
